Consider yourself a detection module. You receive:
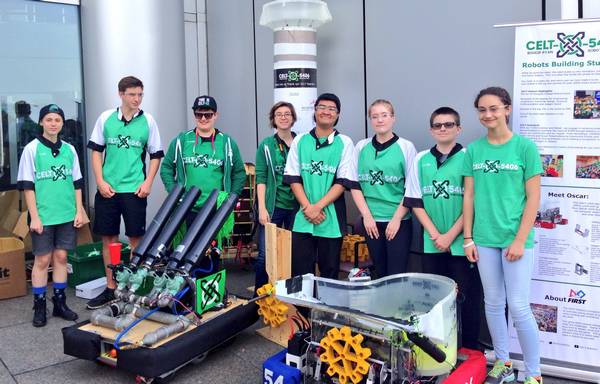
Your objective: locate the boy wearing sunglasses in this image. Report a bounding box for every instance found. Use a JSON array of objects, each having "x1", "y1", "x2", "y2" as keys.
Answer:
[
  {"x1": 160, "y1": 95, "x2": 246, "y2": 221},
  {"x1": 404, "y1": 106, "x2": 482, "y2": 351}
]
